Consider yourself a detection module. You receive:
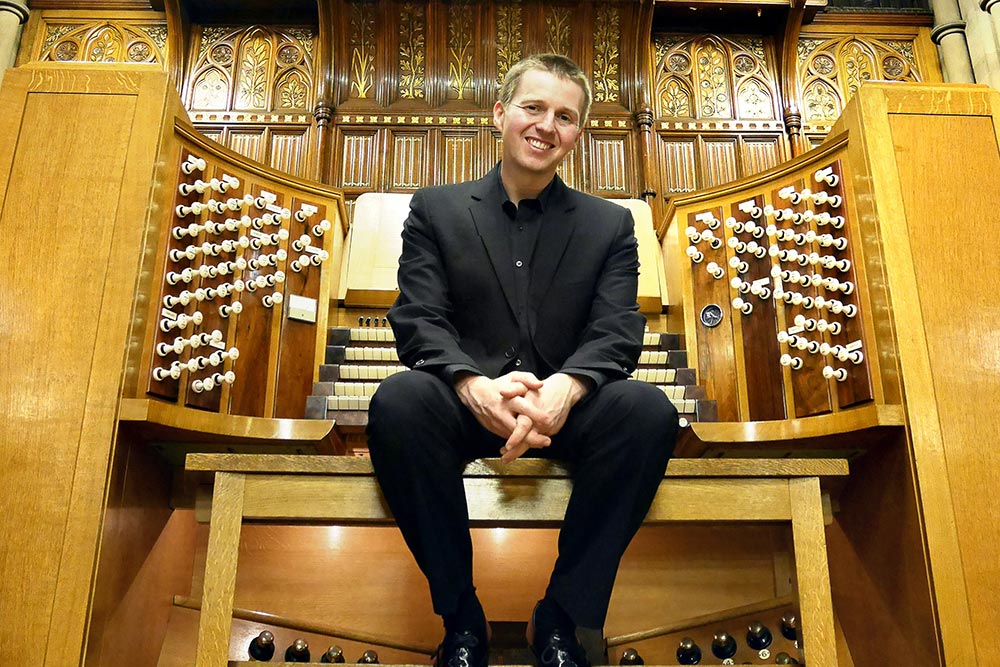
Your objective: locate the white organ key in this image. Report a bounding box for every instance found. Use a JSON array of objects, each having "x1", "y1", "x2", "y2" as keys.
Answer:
[
  {"x1": 699, "y1": 229, "x2": 722, "y2": 249},
  {"x1": 780, "y1": 353, "x2": 803, "y2": 370},
  {"x1": 181, "y1": 155, "x2": 207, "y2": 174},
  {"x1": 313, "y1": 219, "x2": 332, "y2": 236},
  {"x1": 823, "y1": 365, "x2": 848, "y2": 382},
  {"x1": 219, "y1": 301, "x2": 243, "y2": 318},
  {"x1": 811, "y1": 191, "x2": 843, "y2": 208},
  {"x1": 694, "y1": 212, "x2": 721, "y2": 229},
  {"x1": 728, "y1": 256, "x2": 749, "y2": 274},
  {"x1": 814, "y1": 166, "x2": 839, "y2": 188},
  {"x1": 732, "y1": 297, "x2": 753, "y2": 315}
]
